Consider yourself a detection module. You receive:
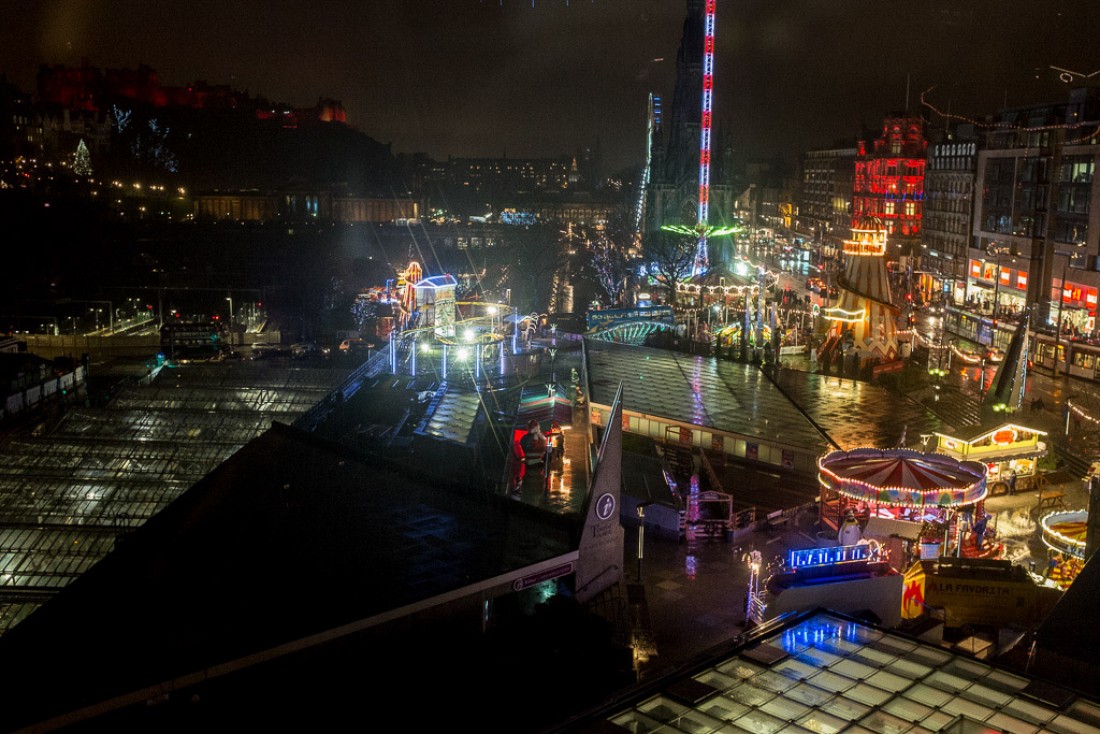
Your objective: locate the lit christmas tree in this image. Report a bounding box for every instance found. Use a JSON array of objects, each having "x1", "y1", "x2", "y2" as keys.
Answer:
[{"x1": 73, "y1": 139, "x2": 92, "y2": 177}]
